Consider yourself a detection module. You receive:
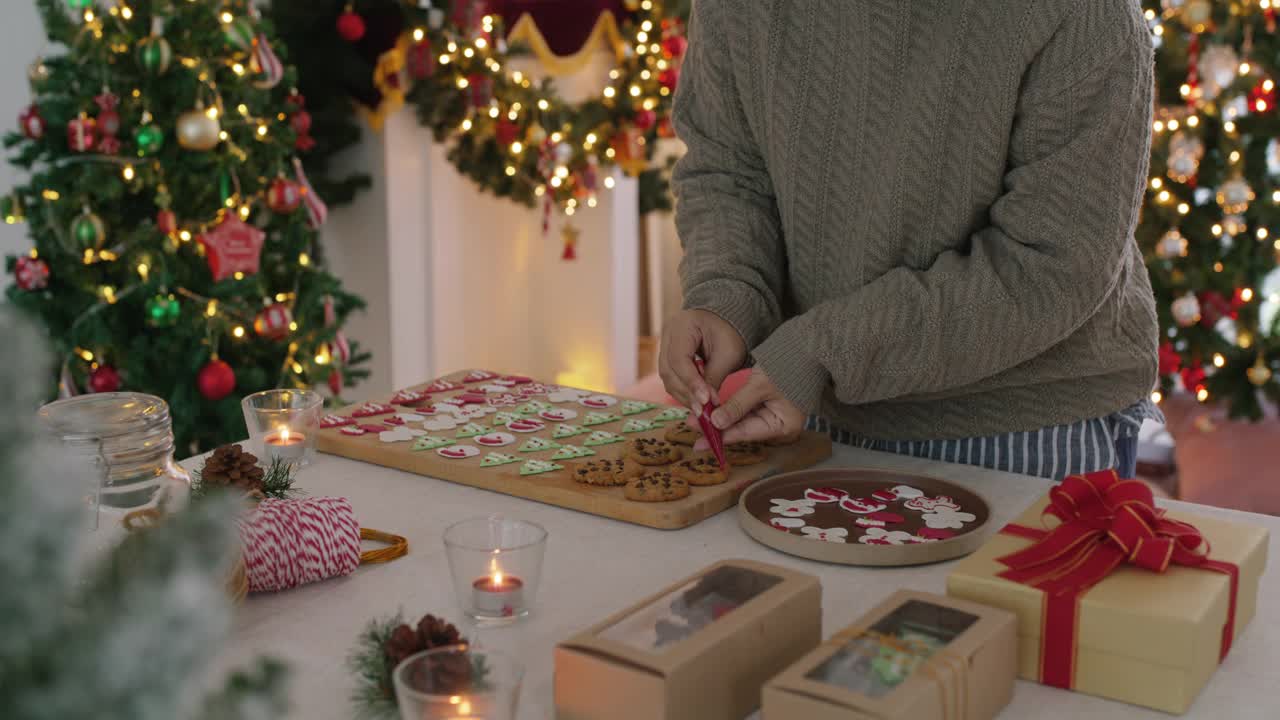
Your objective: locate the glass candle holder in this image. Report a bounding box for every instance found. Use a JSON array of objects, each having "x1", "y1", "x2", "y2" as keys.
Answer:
[
  {"x1": 444, "y1": 516, "x2": 548, "y2": 625},
  {"x1": 393, "y1": 645, "x2": 523, "y2": 720},
  {"x1": 240, "y1": 389, "x2": 322, "y2": 466}
]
